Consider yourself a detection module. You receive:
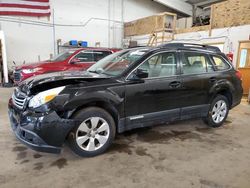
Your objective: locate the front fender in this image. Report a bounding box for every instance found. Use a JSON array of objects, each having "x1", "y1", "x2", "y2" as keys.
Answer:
[{"x1": 63, "y1": 88, "x2": 125, "y2": 112}]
